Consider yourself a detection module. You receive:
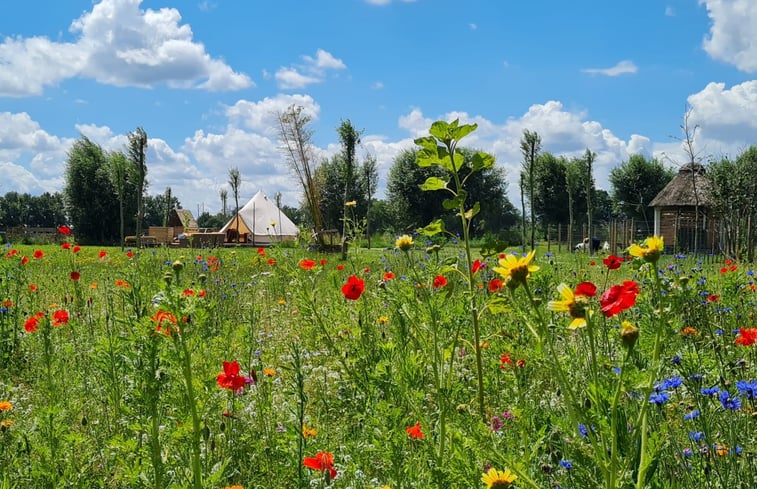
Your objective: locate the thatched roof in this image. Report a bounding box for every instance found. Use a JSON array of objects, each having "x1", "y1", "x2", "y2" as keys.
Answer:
[
  {"x1": 649, "y1": 162, "x2": 712, "y2": 208},
  {"x1": 168, "y1": 208, "x2": 199, "y2": 230}
]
